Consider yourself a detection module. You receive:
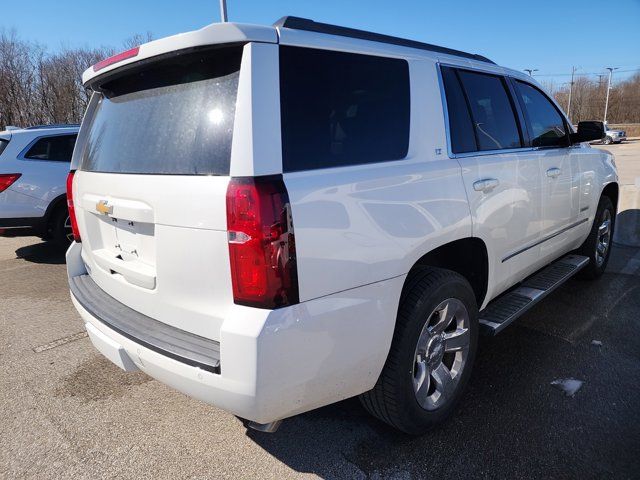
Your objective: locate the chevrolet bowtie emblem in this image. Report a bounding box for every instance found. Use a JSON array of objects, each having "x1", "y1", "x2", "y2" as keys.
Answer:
[{"x1": 96, "y1": 200, "x2": 113, "y2": 215}]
